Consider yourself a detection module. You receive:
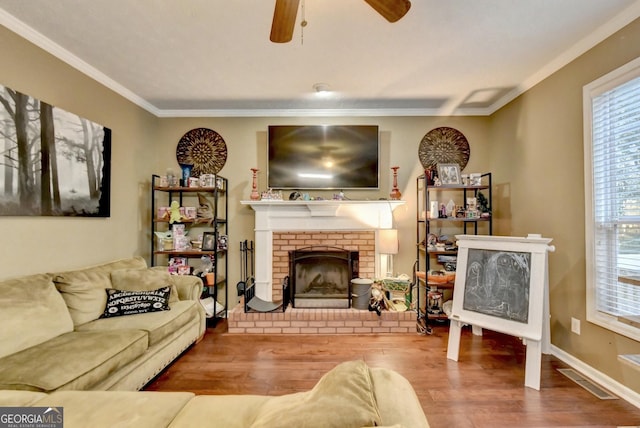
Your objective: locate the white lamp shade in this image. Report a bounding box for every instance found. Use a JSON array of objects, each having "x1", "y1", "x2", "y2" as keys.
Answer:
[{"x1": 378, "y1": 229, "x2": 398, "y2": 255}]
